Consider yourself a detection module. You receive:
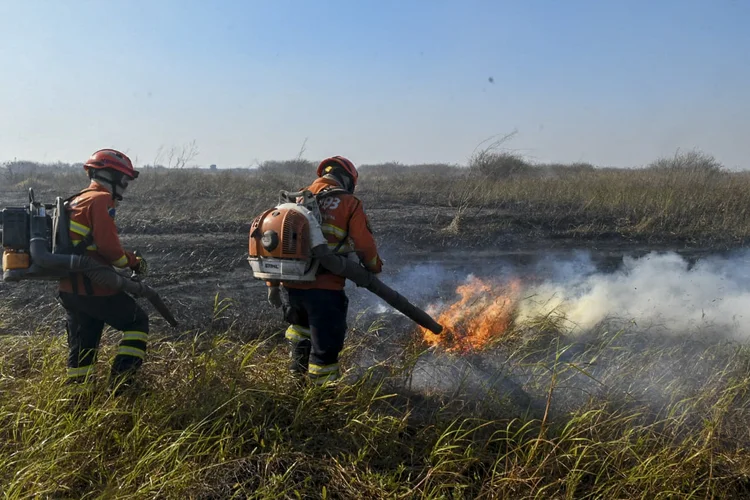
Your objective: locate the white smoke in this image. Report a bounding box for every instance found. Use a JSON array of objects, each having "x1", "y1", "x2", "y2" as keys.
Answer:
[
  {"x1": 517, "y1": 250, "x2": 750, "y2": 339},
  {"x1": 352, "y1": 262, "x2": 459, "y2": 315},
  {"x1": 351, "y1": 248, "x2": 750, "y2": 341},
  {"x1": 350, "y1": 249, "x2": 750, "y2": 416}
]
